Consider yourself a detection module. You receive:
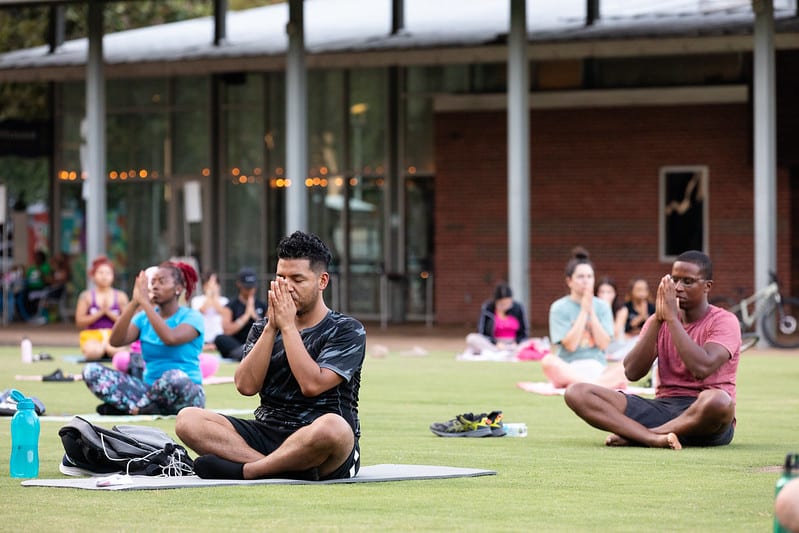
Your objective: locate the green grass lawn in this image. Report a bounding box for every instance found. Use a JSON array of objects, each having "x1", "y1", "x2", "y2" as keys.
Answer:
[{"x1": 1, "y1": 343, "x2": 797, "y2": 532}]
